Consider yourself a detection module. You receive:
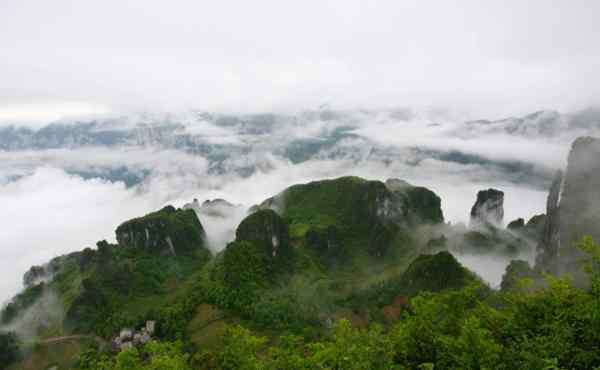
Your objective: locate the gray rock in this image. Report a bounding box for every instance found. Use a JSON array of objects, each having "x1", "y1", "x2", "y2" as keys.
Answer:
[
  {"x1": 470, "y1": 189, "x2": 504, "y2": 228},
  {"x1": 535, "y1": 170, "x2": 562, "y2": 273},
  {"x1": 146, "y1": 320, "x2": 156, "y2": 335}
]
